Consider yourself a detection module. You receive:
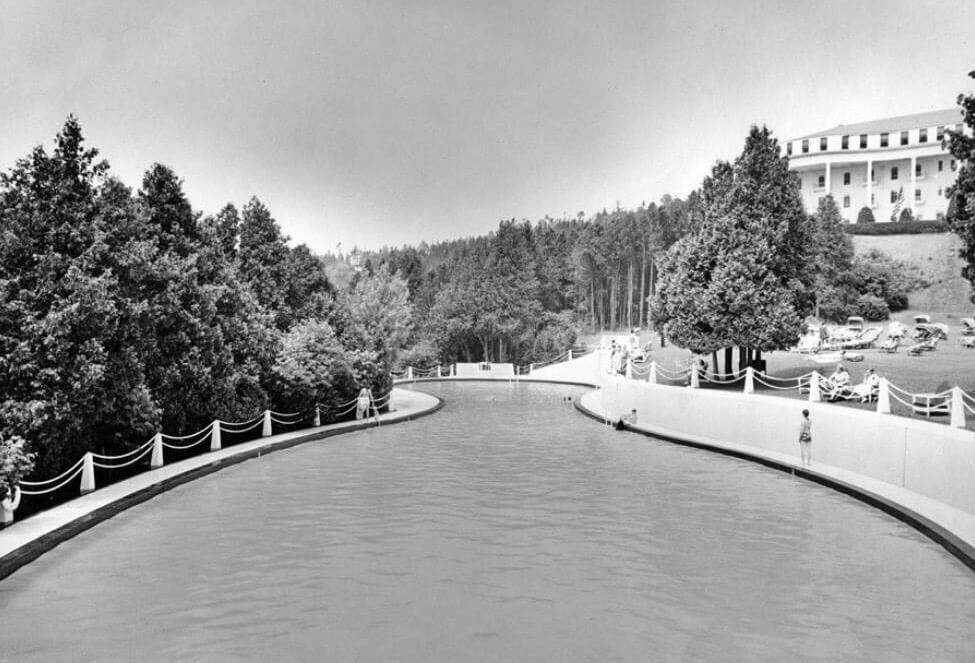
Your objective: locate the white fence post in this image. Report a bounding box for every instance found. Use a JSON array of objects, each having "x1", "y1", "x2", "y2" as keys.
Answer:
[
  {"x1": 744, "y1": 366, "x2": 755, "y2": 394},
  {"x1": 80, "y1": 452, "x2": 95, "y2": 494},
  {"x1": 436, "y1": 365, "x2": 442, "y2": 378},
  {"x1": 150, "y1": 433, "x2": 164, "y2": 469},
  {"x1": 567, "y1": 349, "x2": 573, "y2": 361},
  {"x1": 529, "y1": 363, "x2": 534, "y2": 374},
  {"x1": 876, "y1": 378, "x2": 891, "y2": 414},
  {"x1": 407, "y1": 366, "x2": 414, "y2": 381},
  {"x1": 262, "y1": 410, "x2": 273, "y2": 437},
  {"x1": 210, "y1": 420, "x2": 222, "y2": 451},
  {"x1": 313, "y1": 406, "x2": 321, "y2": 427},
  {"x1": 950, "y1": 386, "x2": 966, "y2": 428},
  {"x1": 649, "y1": 361, "x2": 658, "y2": 385},
  {"x1": 625, "y1": 359, "x2": 633, "y2": 380},
  {"x1": 808, "y1": 372, "x2": 821, "y2": 403},
  {"x1": 690, "y1": 365, "x2": 700, "y2": 389},
  {"x1": 1, "y1": 486, "x2": 21, "y2": 529}
]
